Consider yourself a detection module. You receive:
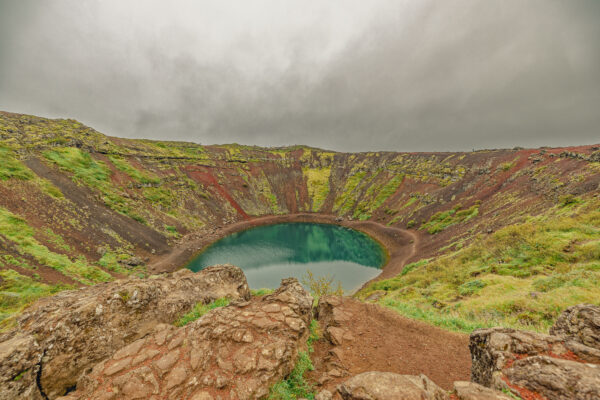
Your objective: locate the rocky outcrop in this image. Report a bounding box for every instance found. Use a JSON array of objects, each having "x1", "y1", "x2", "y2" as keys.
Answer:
[
  {"x1": 0, "y1": 265, "x2": 250, "y2": 400},
  {"x1": 58, "y1": 277, "x2": 313, "y2": 400},
  {"x1": 470, "y1": 304, "x2": 600, "y2": 399},
  {"x1": 337, "y1": 371, "x2": 449, "y2": 400},
  {"x1": 452, "y1": 381, "x2": 512, "y2": 400},
  {"x1": 469, "y1": 327, "x2": 600, "y2": 387},
  {"x1": 550, "y1": 303, "x2": 600, "y2": 350},
  {"x1": 504, "y1": 356, "x2": 600, "y2": 400}
]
